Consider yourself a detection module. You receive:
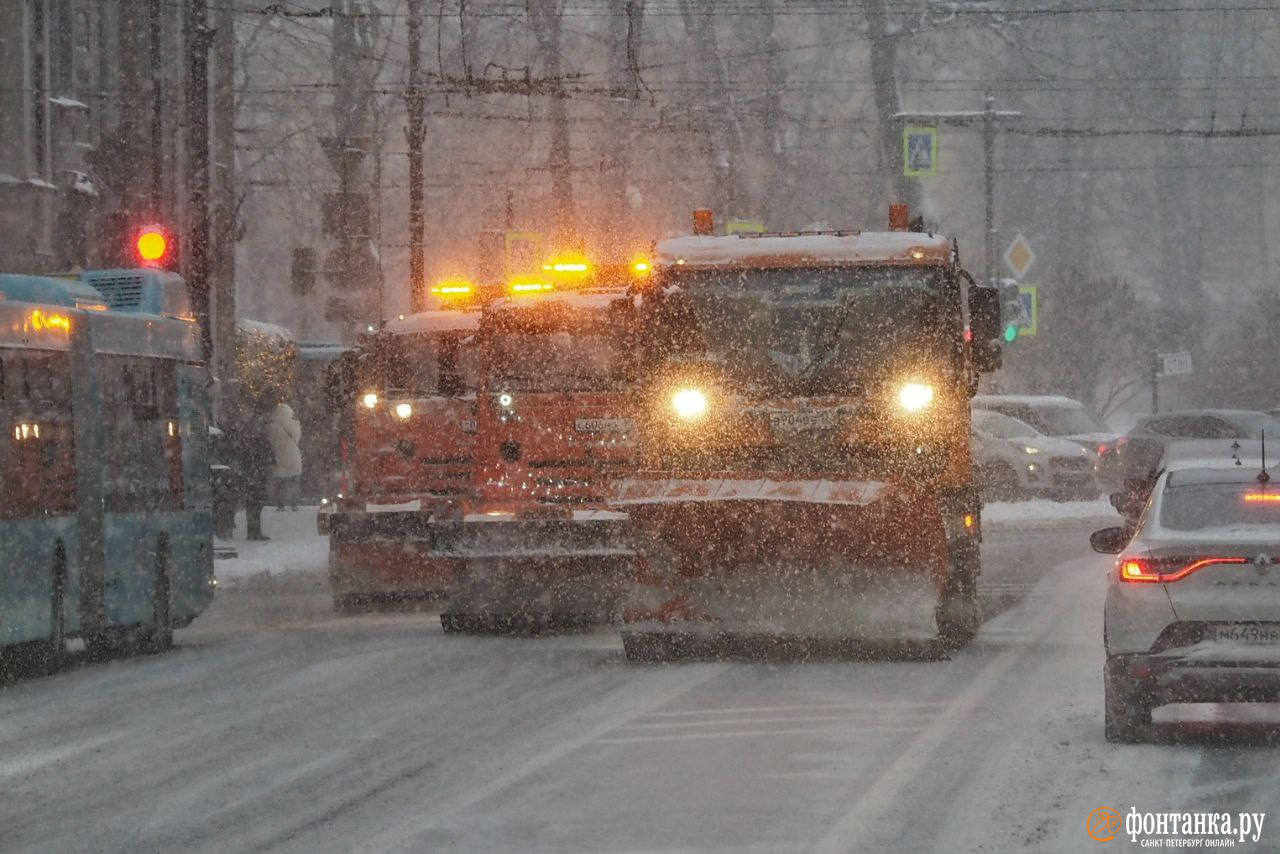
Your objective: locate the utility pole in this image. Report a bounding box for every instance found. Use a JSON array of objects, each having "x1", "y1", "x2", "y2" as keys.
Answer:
[
  {"x1": 529, "y1": 0, "x2": 575, "y2": 244},
  {"x1": 896, "y1": 93, "x2": 1021, "y2": 281},
  {"x1": 406, "y1": 0, "x2": 427, "y2": 312},
  {"x1": 322, "y1": 0, "x2": 379, "y2": 338},
  {"x1": 185, "y1": 0, "x2": 213, "y2": 361},
  {"x1": 211, "y1": 0, "x2": 237, "y2": 396}
]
